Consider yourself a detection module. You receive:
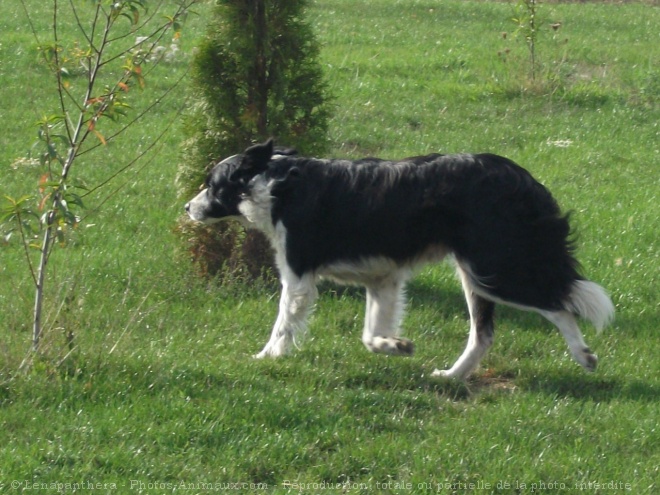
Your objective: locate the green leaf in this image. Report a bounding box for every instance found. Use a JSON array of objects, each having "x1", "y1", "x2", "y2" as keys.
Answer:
[
  {"x1": 64, "y1": 192, "x2": 85, "y2": 209},
  {"x1": 52, "y1": 134, "x2": 72, "y2": 148},
  {"x1": 70, "y1": 179, "x2": 91, "y2": 191}
]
